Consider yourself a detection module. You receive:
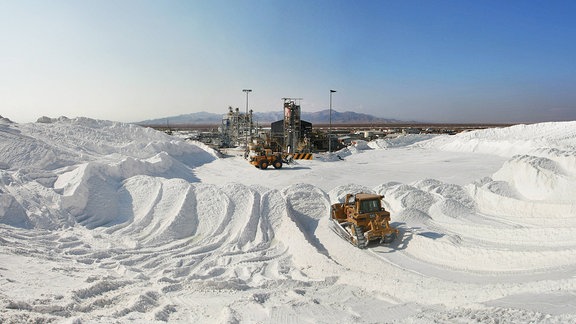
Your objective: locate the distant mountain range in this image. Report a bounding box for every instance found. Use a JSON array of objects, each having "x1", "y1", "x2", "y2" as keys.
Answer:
[{"x1": 137, "y1": 110, "x2": 403, "y2": 126}]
